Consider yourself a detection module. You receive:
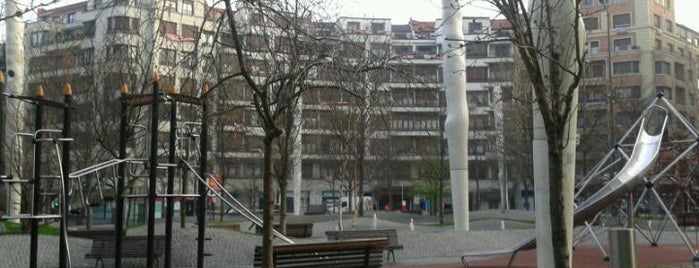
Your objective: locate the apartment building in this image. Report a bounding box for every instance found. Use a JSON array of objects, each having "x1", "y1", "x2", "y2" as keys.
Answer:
[
  {"x1": 578, "y1": 0, "x2": 699, "y2": 174},
  {"x1": 24, "y1": 0, "x2": 518, "y2": 215}
]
